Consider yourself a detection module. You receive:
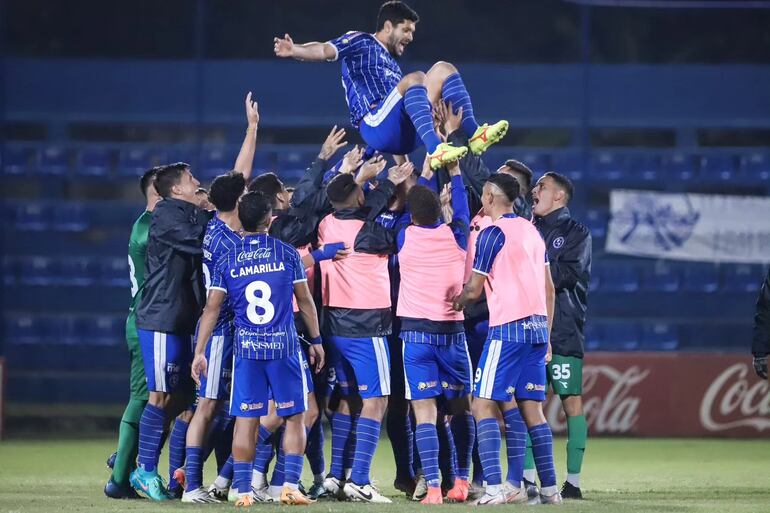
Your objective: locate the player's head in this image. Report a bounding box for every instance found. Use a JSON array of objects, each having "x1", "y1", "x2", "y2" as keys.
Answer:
[
  {"x1": 248, "y1": 172, "x2": 290, "y2": 210},
  {"x1": 407, "y1": 184, "x2": 441, "y2": 226},
  {"x1": 532, "y1": 171, "x2": 573, "y2": 217},
  {"x1": 326, "y1": 173, "x2": 364, "y2": 210},
  {"x1": 238, "y1": 191, "x2": 273, "y2": 234},
  {"x1": 154, "y1": 162, "x2": 200, "y2": 204},
  {"x1": 497, "y1": 159, "x2": 533, "y2": 199},
  {"x1": 482, "y1": 173, "x2": 520, "y2": 218},
  {"x1": 140, "y1": 166, "x2": 162, "y2": 211},
  {"x1": 210, "y1": 171, "x2": 247, "y2": 213},
  {"x1": 376, "y1": 1, "x2": 418, "y2": 57}
]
